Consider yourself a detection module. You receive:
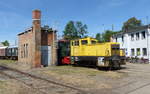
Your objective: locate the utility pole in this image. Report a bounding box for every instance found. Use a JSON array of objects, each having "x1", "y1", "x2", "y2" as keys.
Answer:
[
  {"x1": 146, "y1": 16, "x2": 149, "y2": 25},
  {"x1": 52, "y1": 21, "x2": 59, "y2": 66},
  {"x1": 146, "y1": 16, "x2": 150, "y2": 63},
  {"x1": 112, "y1": 24, "x2": 114, "y2": 31},
  {"x1": 102, "y1": 24, "x2": 105, "y2": 31},
  {"x1": 15, "y1": 39, "x2": 17, "y2": 46}
]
